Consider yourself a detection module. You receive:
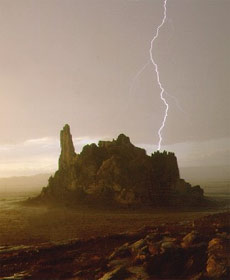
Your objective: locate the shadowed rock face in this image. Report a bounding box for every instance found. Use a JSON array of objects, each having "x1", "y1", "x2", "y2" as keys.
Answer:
[{"x1": 39, "y1": 124, "x2": 204, "y2": 207}]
